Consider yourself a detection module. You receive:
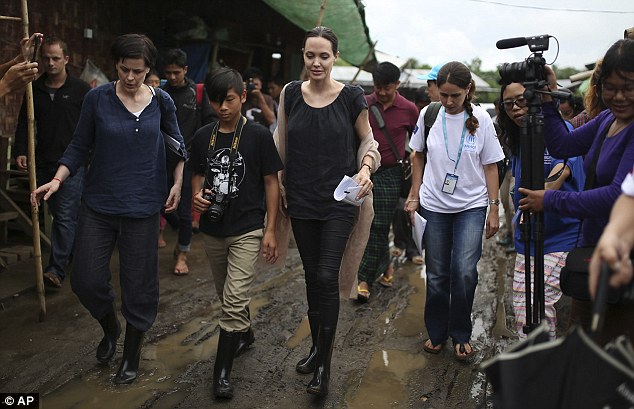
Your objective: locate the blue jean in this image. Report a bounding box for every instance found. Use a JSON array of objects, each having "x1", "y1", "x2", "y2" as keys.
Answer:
[
  {"x1": 291, "y1": 217, "x2": 353, "y2": 330},
  {"x1": 70, "y1": 204, "x2": 160, "y2": 331},
  {"x1": 420, "y1": 206, "x2": 487, "y2": 345},
  {"x1": 37, "y1": 166, "x2": 85, "y2": 281},
  {"x1": 163, "y1": 166, "x2": 192, "y2": 251}
]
